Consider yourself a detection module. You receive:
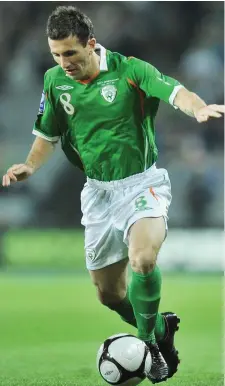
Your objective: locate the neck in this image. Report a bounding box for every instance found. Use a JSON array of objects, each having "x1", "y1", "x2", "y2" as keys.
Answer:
[{"x1": 86, "y1": 51, "x2": 100, "y2": 79}]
